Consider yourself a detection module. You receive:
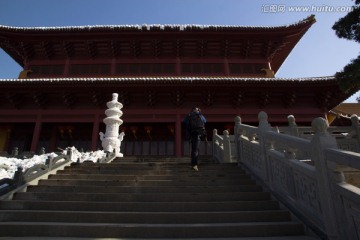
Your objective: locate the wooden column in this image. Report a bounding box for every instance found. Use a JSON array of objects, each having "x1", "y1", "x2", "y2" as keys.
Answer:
[
  {"x1": 91, "y1": 114, "x2": 100, "y2": 150},
  {"x1": 176, "y1": 57, "x2": 181, "y2": 75},
  {"x1": 111, "y1": 58, "x2": 116, "y2": 75},
  {"x1": 64, "y1": 59, "x2": 70, "y2": 76},
  {"x1": 30, "y1": 116, "x2": 42, "y2": 152},
  {"x1": 49, "y1": 124, "x2": 58, "y2": 152},
  {"x1": 224, "y1": 59, "x2": 230, "y2": 75},
  {"x1": 175, "y1": 114, "x2": 182, "y2": 157}
]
